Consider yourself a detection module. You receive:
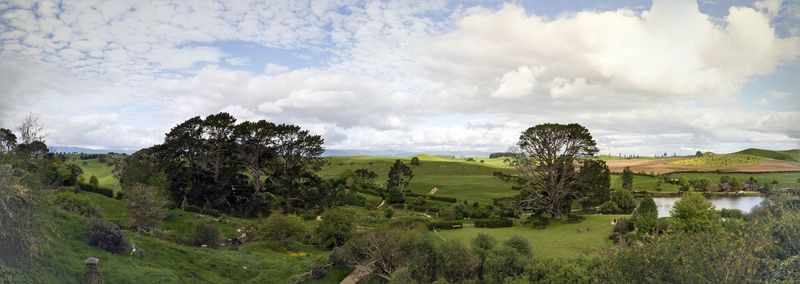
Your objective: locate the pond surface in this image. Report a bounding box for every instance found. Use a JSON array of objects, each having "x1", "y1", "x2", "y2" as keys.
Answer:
[{"x1": 652, "y1": 196, "x2": 765, "y2": 217}]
